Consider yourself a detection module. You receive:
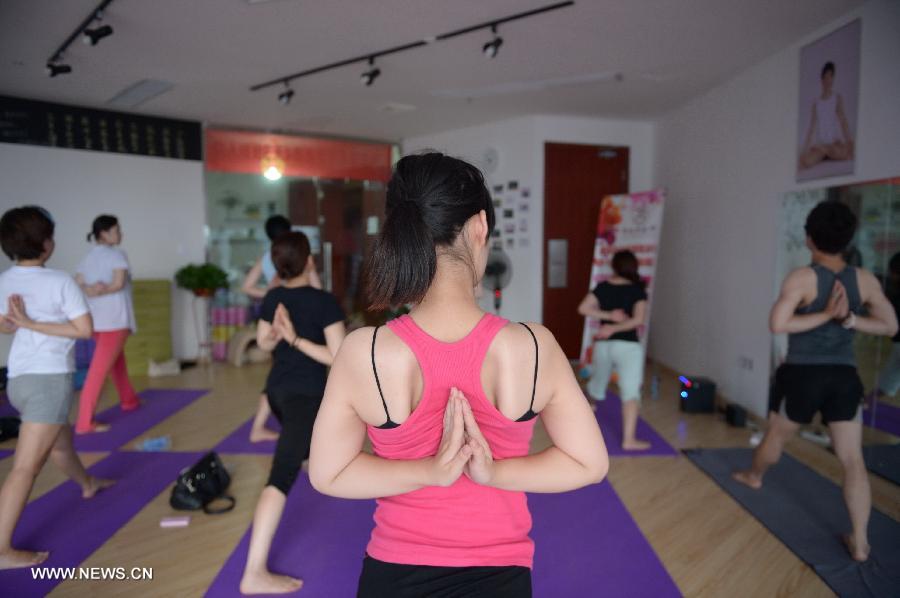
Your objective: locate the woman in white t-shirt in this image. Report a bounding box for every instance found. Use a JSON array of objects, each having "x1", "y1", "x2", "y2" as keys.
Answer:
[
  {"x1": 0, "y1": 206, "x2": 113, "y2": 570},
  {"x1": 73, "y1": 215, "x2": 140, "y2": 434}
]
